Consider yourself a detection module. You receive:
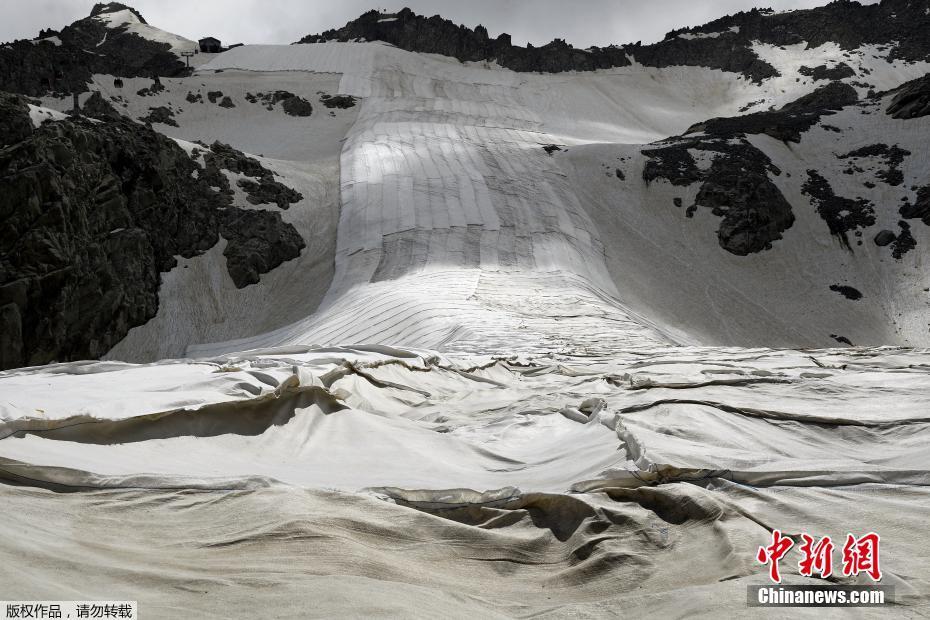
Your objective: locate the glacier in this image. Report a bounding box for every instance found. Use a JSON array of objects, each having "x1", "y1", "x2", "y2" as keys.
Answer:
[{"x1": 2, "y1": 5, "x2": 930, "y2": 617}]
